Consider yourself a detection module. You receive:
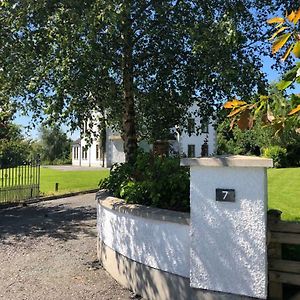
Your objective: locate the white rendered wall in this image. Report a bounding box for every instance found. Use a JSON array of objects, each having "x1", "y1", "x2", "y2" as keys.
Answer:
[
  {"x1": 73, "y1": 137, "x2": 105, "y2": 167},
  {"x1": 179, "y1": 122, "x2": 216, "y2": 157},
  {"x1": 72, "y1": 159, "x2": 80, "y2": 166},
  {"x1": 90, "y1": 140, "x2": 102, "y2": 167},
  {"x1": 177, "y1": 104, "x2": 217, "y2": 157},
  {"x1": 190, "y1": 166, "x2": 267, "y2": 299},
  {"x1": 71, "y1": 112, "x2": 106, "y2": 167},
  {"x1": 111, "y1": 140, "x2": 125, "y2": 165},
  {"x1": 97, "y1": 204, "x2": 190, "y2": 278}
]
